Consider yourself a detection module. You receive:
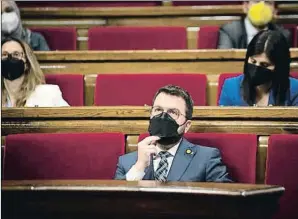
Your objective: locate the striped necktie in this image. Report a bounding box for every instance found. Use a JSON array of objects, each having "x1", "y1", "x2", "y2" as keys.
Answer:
[{"x1": 155, "y1": 151, "x2": 172, "y2": 182}]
